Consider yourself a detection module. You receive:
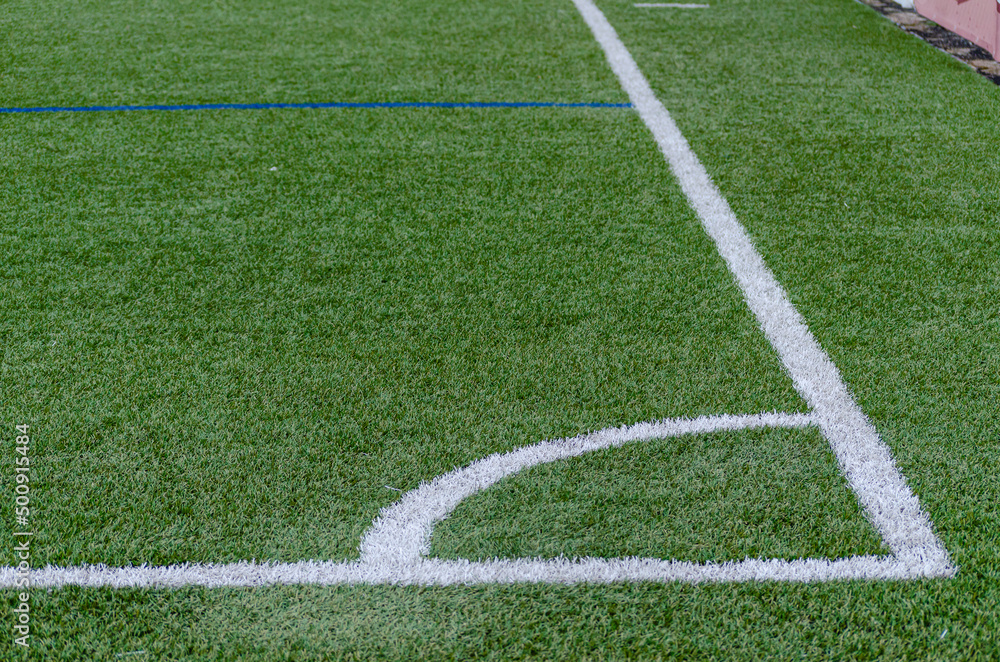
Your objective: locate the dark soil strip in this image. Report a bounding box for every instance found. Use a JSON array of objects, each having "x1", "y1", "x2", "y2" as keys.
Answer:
[{"x1": 857, "y1": 0, "x2": 1000, "y2": 85}]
